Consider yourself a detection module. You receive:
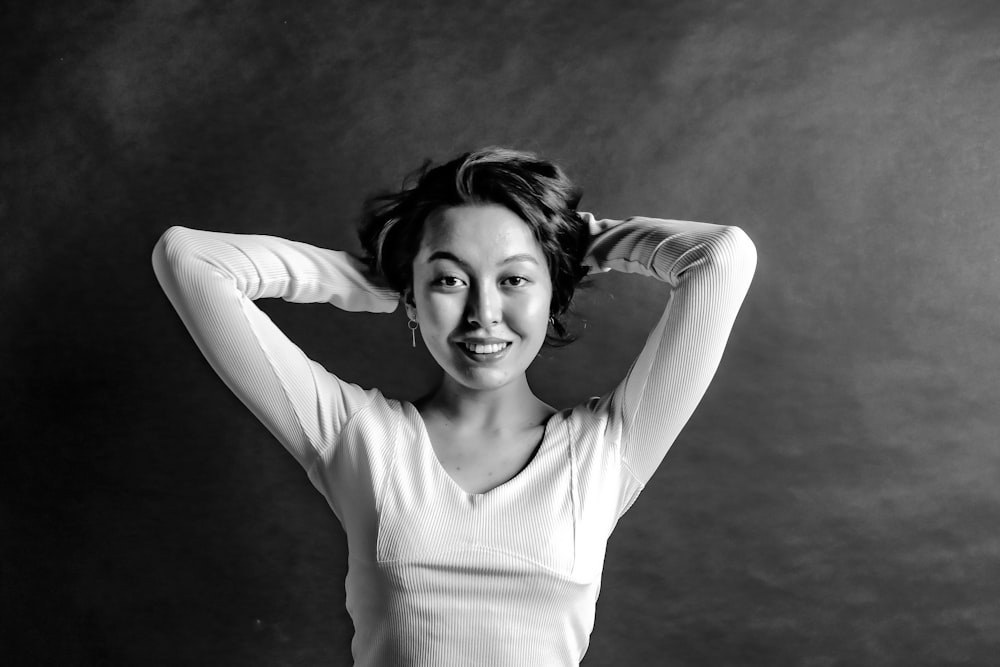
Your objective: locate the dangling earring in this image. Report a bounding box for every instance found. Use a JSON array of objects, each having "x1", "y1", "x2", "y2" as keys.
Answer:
[{"x1": 407, "y1": 317, "x2": 419, "y2": 348}]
